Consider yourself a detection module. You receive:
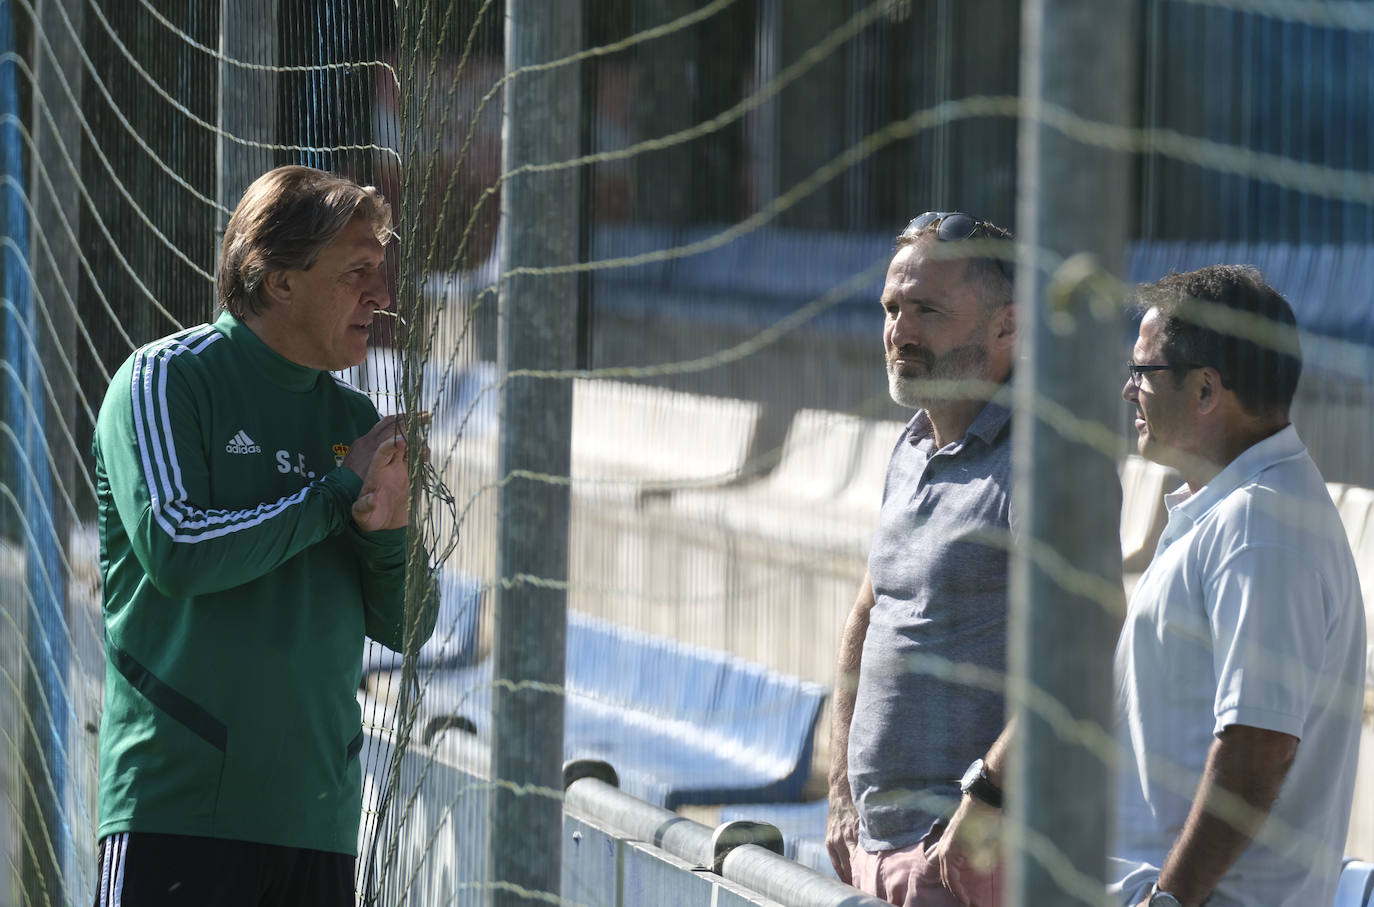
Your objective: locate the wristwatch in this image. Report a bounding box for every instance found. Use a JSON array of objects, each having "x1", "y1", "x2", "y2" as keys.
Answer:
[
  {"x1": 958, "y1": 758, "x2": 1003, "y2": 809},
  {"x1": 1147, "y1": 883, "x2": 1182, "y2": 906}
]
